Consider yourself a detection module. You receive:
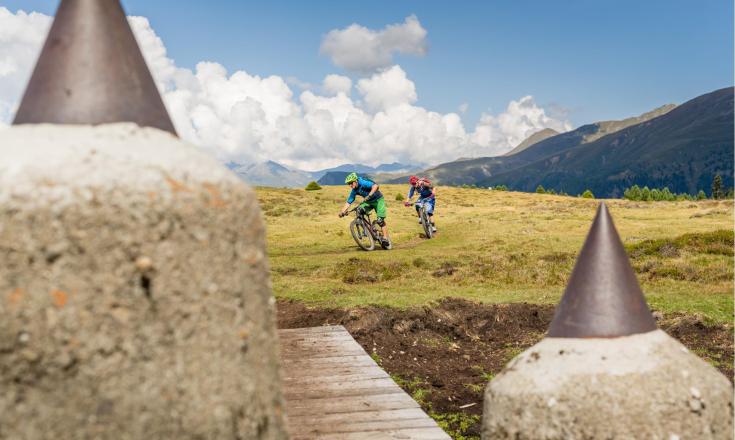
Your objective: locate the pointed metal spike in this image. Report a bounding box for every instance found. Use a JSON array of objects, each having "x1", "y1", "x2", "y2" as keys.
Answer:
[
  {"x1": 547, "y1": 202, "x2": 656, "y2": 338},
  {"x1": 13, "y1": 0, "x2": 176, "y2": 135}
]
